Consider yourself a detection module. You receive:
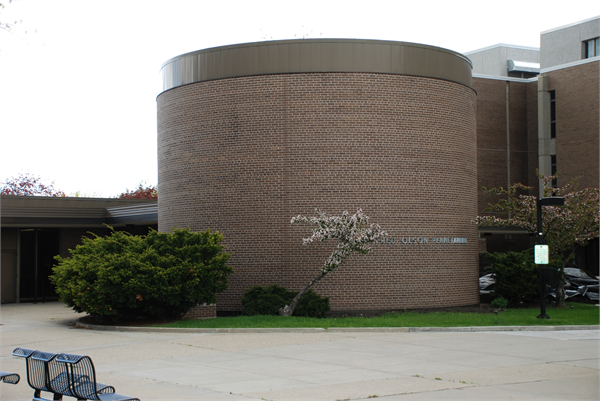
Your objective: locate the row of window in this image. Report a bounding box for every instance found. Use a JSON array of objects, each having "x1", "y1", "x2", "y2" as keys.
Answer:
[
  {"x1": 550, "y1": 90, "x2": 556, "y2": 139},
  {"x1": 549, "y1": 90, "x2": 557, "y2": 187}
]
